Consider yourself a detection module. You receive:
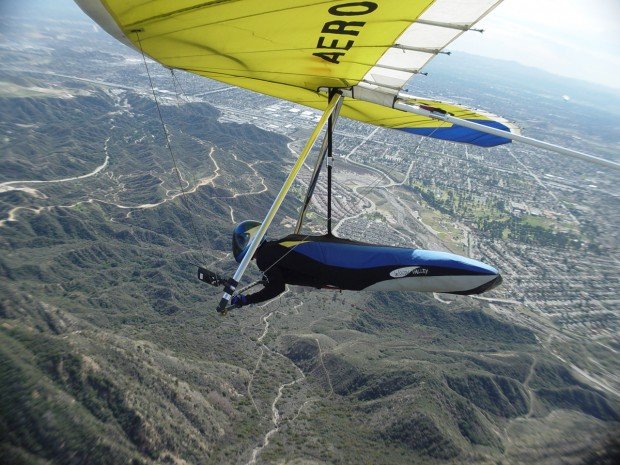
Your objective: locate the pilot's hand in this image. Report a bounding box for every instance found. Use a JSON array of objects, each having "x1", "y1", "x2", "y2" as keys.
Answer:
[{"x1": 231, "y1": 294, "x2": 248, "y2": 308}]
